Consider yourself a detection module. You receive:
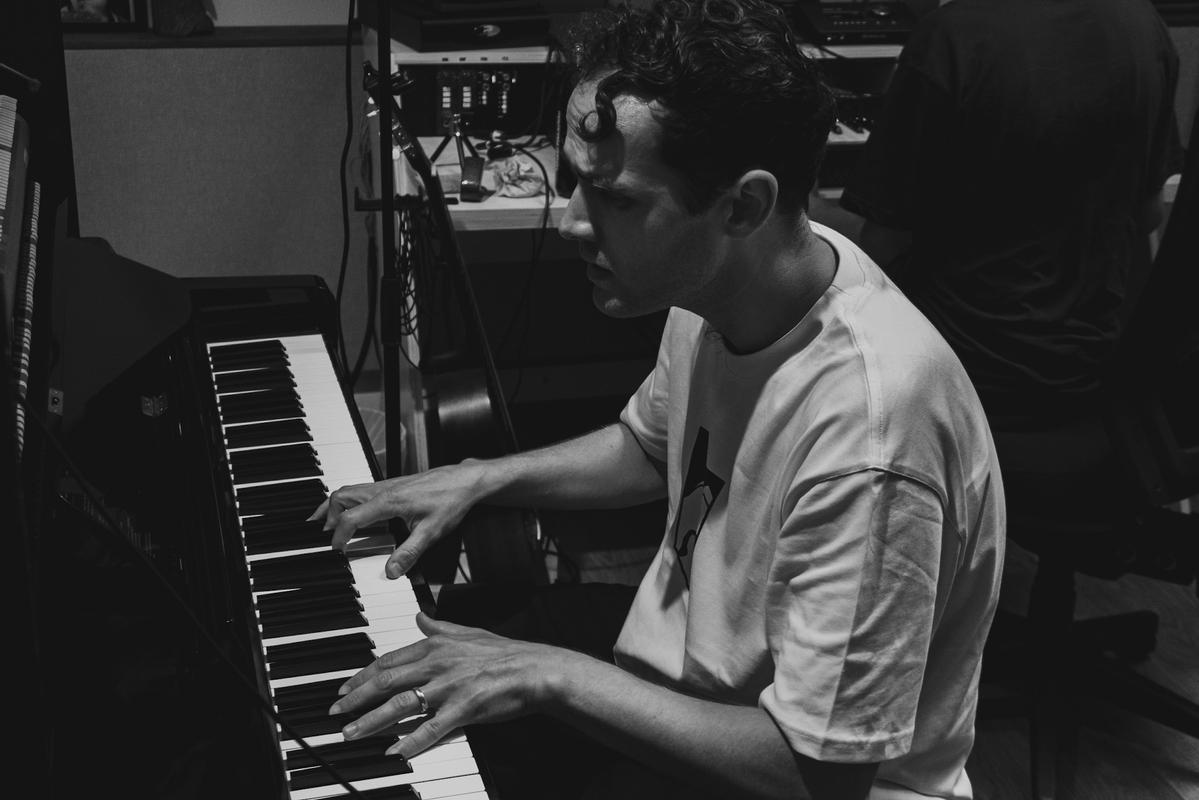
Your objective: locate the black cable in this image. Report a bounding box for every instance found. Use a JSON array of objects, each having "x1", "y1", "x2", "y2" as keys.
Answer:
[
  {"x1": 335, "y1": 0, "x2": 358, "y2": 376},
  {"x1": 21, "y1": 399, "x2": 368, "y2": 798},
  {"x1": 511, "y1": 36, "x2": 568, "y2": 150},
  {"x1": 351, "y1": 213, "x2": 380, "y2": 388},
  {"x1": 498, "y1": 144, "x2": 554, "y2": 407}
]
